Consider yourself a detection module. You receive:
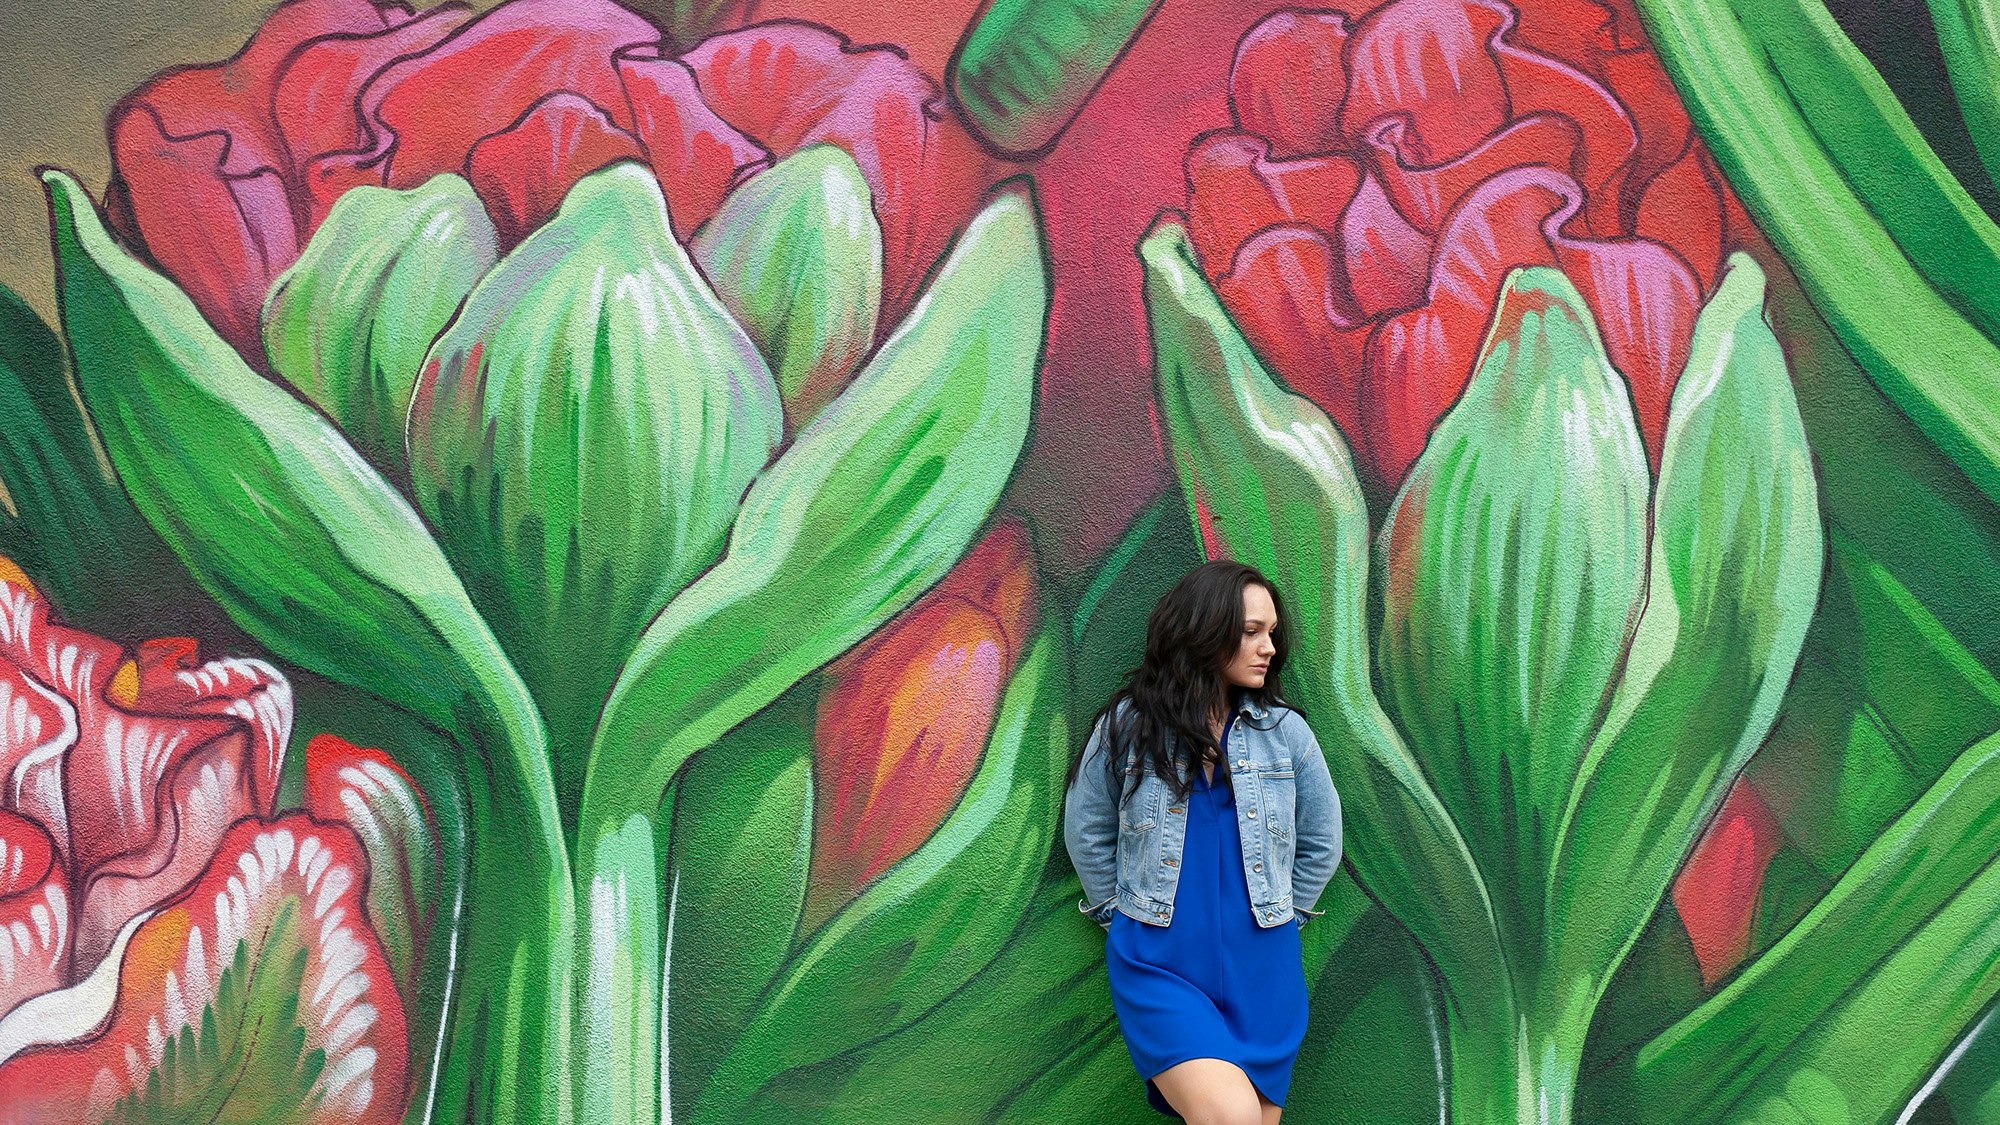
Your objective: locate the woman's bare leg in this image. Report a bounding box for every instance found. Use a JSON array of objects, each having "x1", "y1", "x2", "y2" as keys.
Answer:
[
  {"x1": 1151, "y1": 1059, "x2": 1264, "y2": 1125},
  {"x1": 1260, "y1": 1094, "x2": 1282, "y2": 1124}
]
